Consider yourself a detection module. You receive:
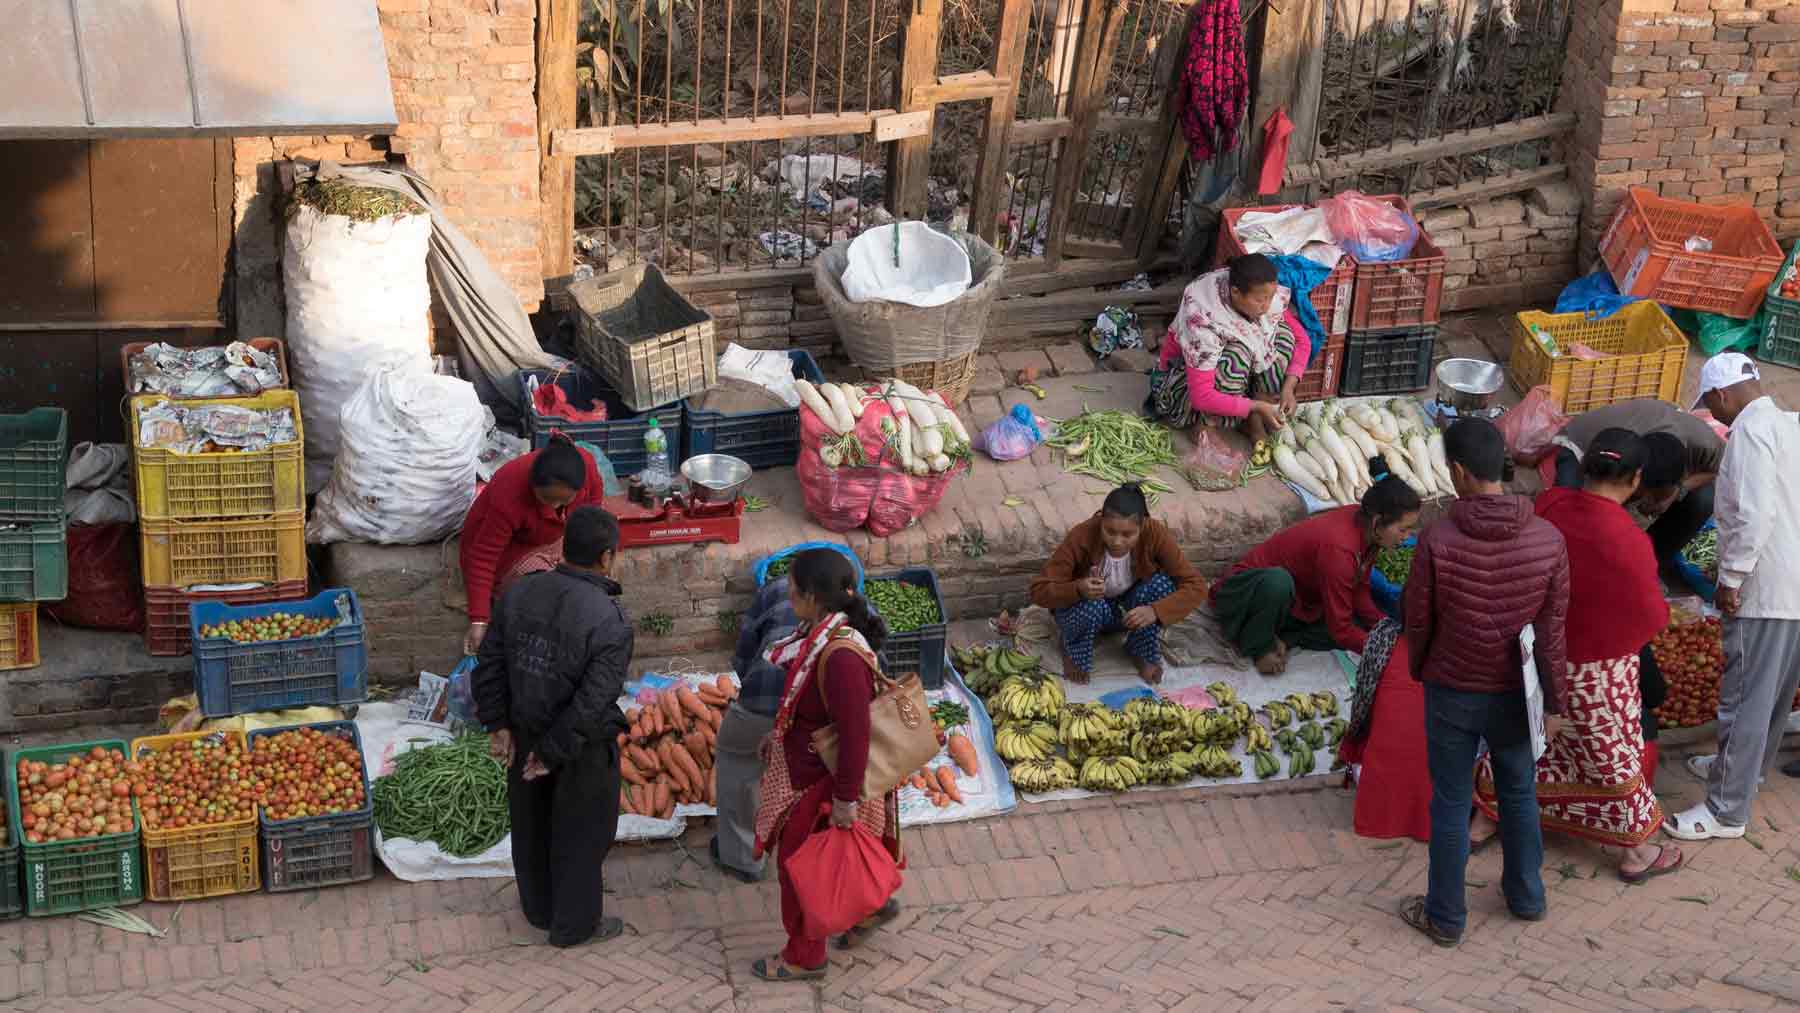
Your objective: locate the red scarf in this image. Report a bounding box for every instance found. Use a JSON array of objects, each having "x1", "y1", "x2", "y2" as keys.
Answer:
[{"x1": 1177, "y1": 0, "x2": 1248, "y2": 163}]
